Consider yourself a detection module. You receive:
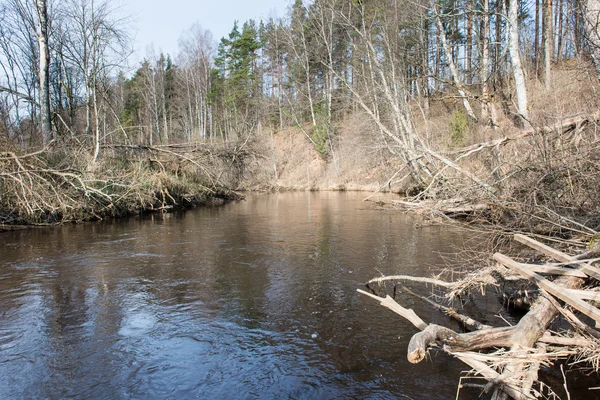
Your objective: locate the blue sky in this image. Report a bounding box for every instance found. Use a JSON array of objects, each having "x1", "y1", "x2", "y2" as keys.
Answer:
[{"x1": 118, "y1": 0, "x2": 290, "y2": 63}]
